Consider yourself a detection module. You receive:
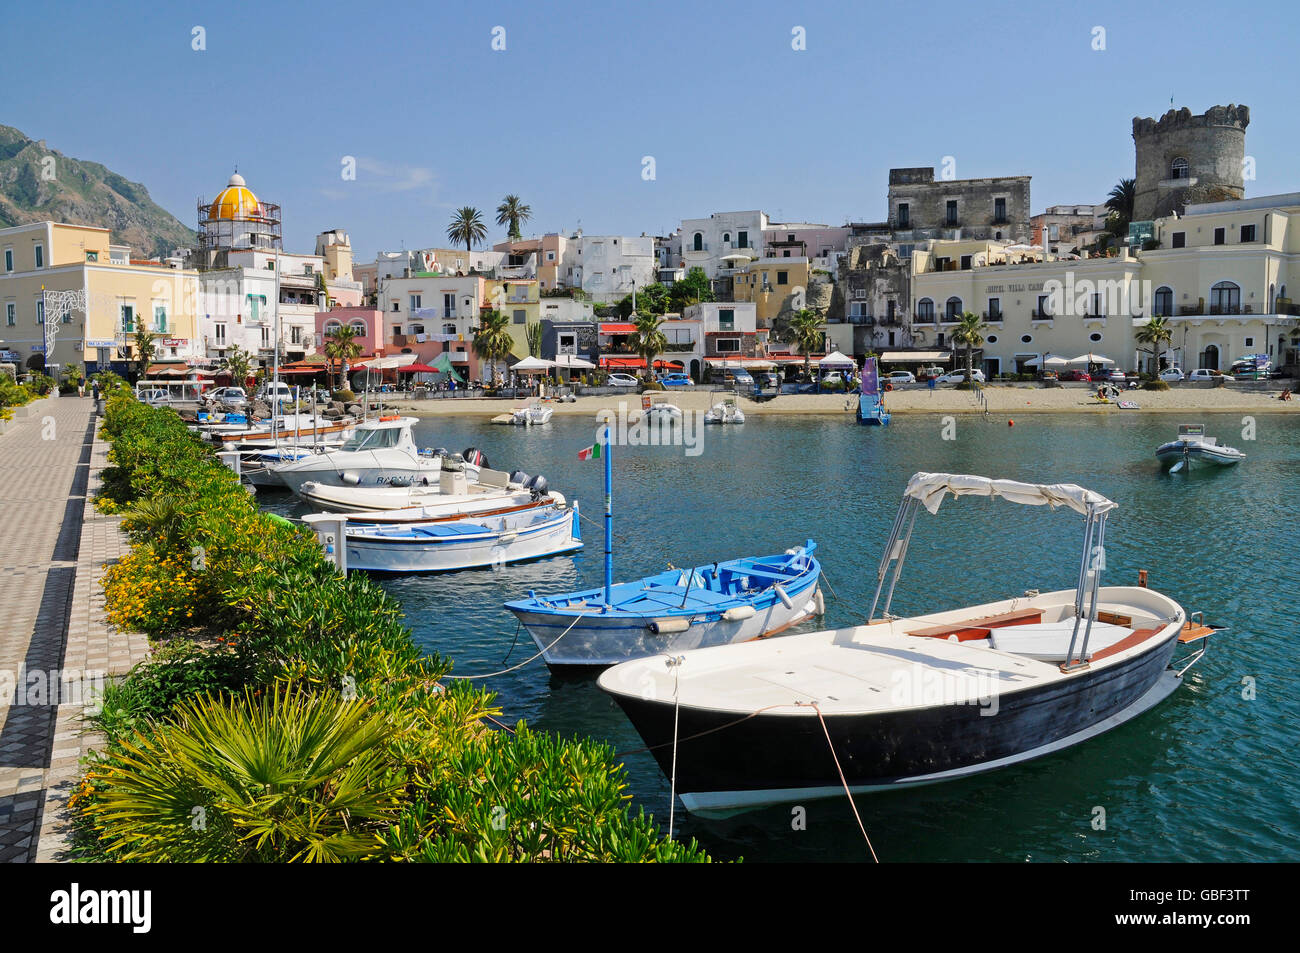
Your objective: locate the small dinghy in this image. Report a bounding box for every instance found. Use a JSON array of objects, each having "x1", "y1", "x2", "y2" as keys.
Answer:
[
  {"x1": 599, "y1": 472, "x2": 1215, "y2": 815},
  {"x1": 703, "y1": 397, "x2": 745, "y2": 425},
  {"x1": 1156, "y1": 423, "x2": 1245, "y2": 472},
  {"x1": 505, "y1": 542, "x2": 822, "y2": 668}
]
